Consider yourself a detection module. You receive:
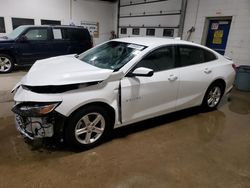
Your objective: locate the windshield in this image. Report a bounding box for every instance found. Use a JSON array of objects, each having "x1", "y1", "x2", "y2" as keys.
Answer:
[
  {"x1": 78, "y1": 41, "x2": 146, "y2": 71},
  {"x1": 6, "y1": 26, "x2": 27, "y2": 39}
]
